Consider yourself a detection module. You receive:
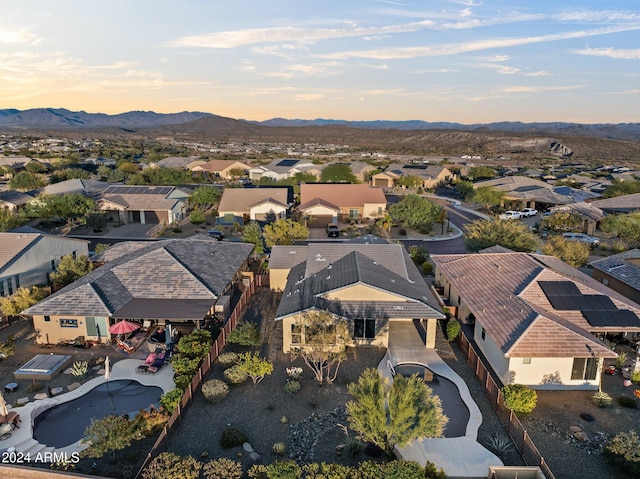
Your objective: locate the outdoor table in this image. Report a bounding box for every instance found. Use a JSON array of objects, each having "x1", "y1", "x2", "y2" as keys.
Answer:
[{"x1": 4, "y1": 383, "x2": 17, "y2": 393}]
